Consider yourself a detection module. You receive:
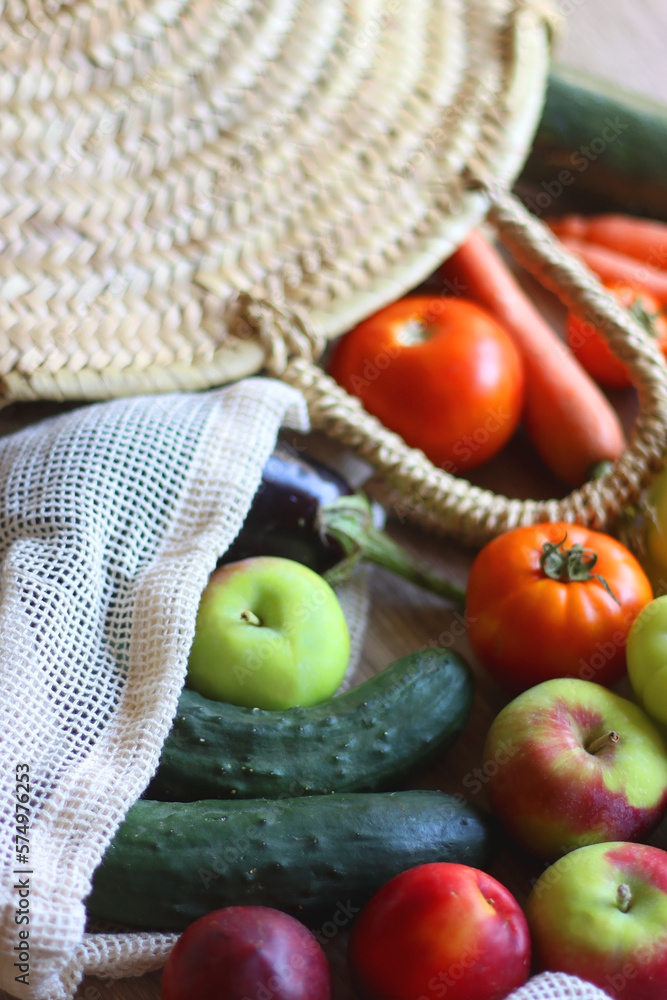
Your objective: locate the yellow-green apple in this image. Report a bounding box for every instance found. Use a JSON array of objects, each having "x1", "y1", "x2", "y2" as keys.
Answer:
[
  {"x1": 186, "y1": 556, "x2": 350, "y2": 710},
  {"x1": 347, "y1": 862, "x2": 530, "y2": 1000},
  {"x1": 526, "y1": 841, "x2": 667, "y2": 1000},
  {"x1": 482, "y1": 677, "x2": 667, "y2": 860},
  {"x1": 626, "y1": 594, "x2": 667, "y2": 726}
]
